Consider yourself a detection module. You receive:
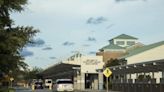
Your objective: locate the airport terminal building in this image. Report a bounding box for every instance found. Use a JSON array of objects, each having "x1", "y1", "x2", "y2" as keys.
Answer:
[
  {"x1": 41, "y1": 34, "x2": 164, "y2": 91},
  {"x1": 41, "y1": 53, "x2": 104, "y2": 90}
]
